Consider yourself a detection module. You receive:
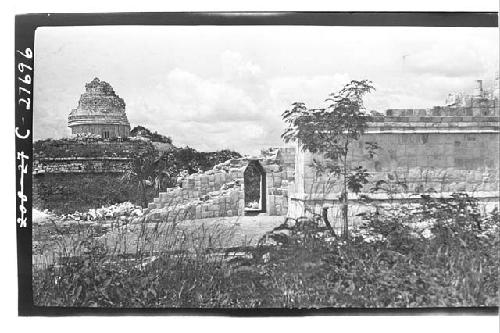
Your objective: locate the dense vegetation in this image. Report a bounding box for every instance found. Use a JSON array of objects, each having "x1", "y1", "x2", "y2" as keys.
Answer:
[
  {"x1": 161, "y1": 147, "x2": 242, "y2": 176},
  {"x1": 282, "y1": 80, "x2": 377, "y2": 237},
  {"x1": 33, "y1": 193, "x2": 498, "y2": 308},
  {"x1": 130, "y1": 125, "x2": 173, "y2": 144},
  {"x1": 33, "y1": 137, "x2": 155, "y2": 158},
  {"x1": 34, "y1": 132, "x2": 242, "y2": 213},
  {"x1": 33, "y1": 173, "x2": 156, "y2": 215}
]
